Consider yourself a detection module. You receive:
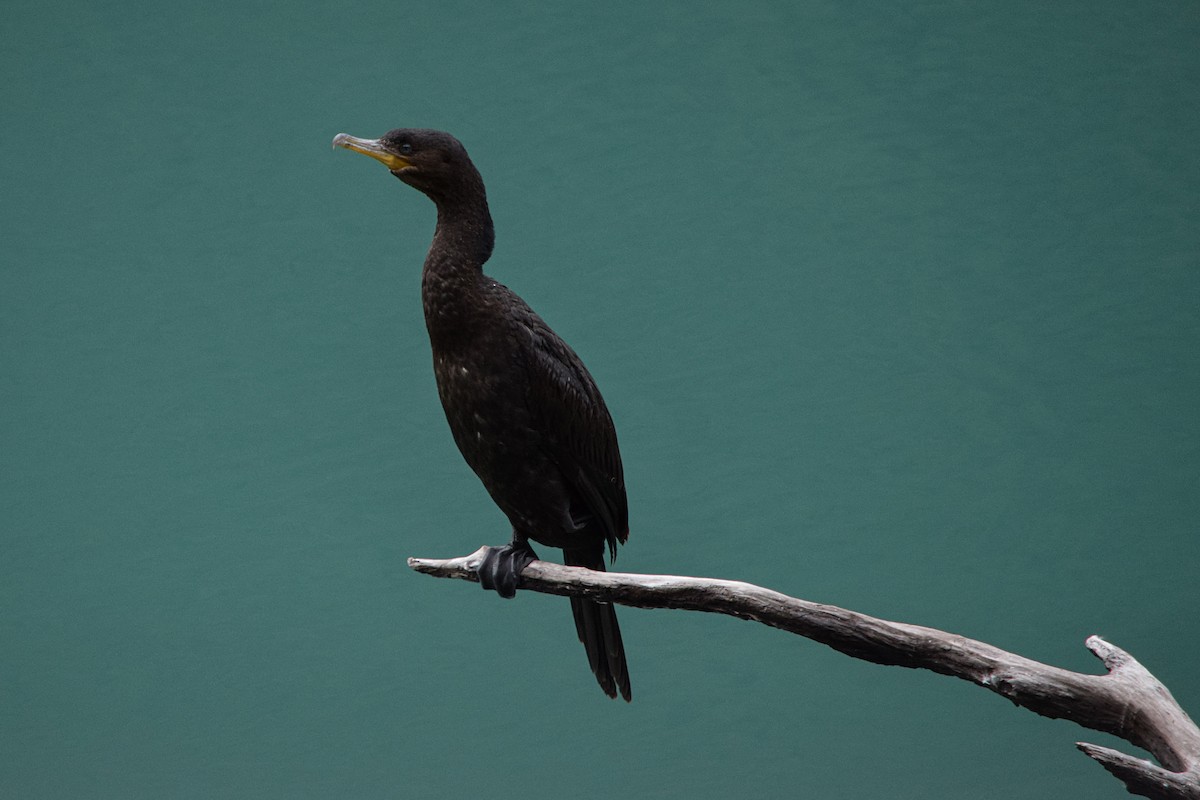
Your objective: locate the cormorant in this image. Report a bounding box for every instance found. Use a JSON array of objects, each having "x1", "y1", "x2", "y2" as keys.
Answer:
[{"x1": 333, "y1": 128, "x2": 632, "y2": 701}]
